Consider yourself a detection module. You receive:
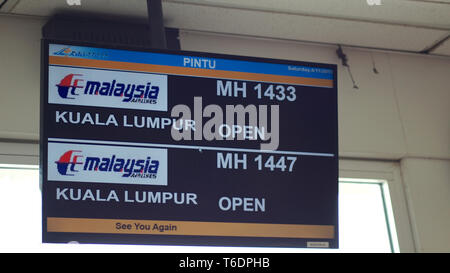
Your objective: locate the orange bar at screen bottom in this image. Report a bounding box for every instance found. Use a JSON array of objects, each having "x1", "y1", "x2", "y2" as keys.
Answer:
[{"x1": 47, "y1": 217, "x2": 334, "y2": 239}]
